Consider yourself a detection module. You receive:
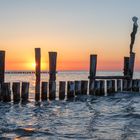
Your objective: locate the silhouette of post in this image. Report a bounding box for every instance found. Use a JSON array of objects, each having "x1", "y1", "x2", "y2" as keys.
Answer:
[
  {"x1": 59, "y1": 81, "x2": 66, "y2": 100},
  {"x1": 41, "y1": 82, "x2": 48, "y2": 101},
  {"x1": 0, "y1": 51, "x2": 5, "y2": 84},
  {"x1": 21, "y1": 82, "x2": 29, "y2": 102},
  {"x1": 35, "y1": 48, "x2": 41, "y2": 101},
  {"x1": 89, "y1": 54, "x2": 97, "y2": 80},
  {"x1": 128, "y1": 52, "x2": 135, "y2": 78},
  {"x1": 12, "y1": 82, "x2": 20, "y2": 103},
  {"x1": 49, "y1": 52, "x2": 57, "y2": 82},
  {"x1": 123, "y1": 57, "x2": 129, "y2": 77}
]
